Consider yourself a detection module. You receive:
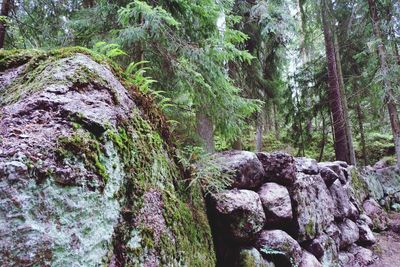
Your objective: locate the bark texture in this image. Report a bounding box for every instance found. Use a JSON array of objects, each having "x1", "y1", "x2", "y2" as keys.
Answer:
[
  {"x1": 321, "y1": 0, "x2": 350, "y2": 163},
  {"x1": 368, "y1": 0, "x2": 400, "y2": 168},
  {"x1": 196, "y1": 111, "x2": 215, "y2": 153},
  {"x1": 0, "y1": 0, "x2": 10, "y2": 48}
]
